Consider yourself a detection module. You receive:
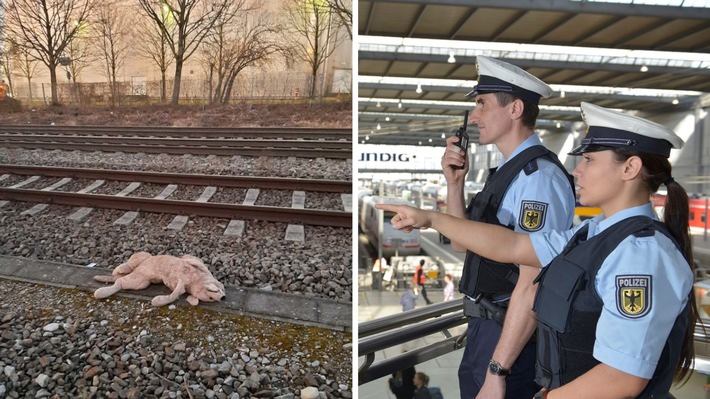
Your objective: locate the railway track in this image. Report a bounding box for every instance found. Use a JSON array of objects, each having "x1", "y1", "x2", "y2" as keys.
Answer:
[
  {"x1": 0, "y1": 124, "x2": 352, "y2": 140},
  {"x1": 0, "y1": 165, "x2": 352, "y2": 228},
  {"x1": 0, "y1": 126, "x2": 351, "y2": 158}
]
